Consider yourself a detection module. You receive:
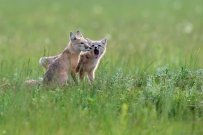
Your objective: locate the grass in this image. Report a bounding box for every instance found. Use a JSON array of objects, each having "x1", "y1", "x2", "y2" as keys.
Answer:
[{"x1": 0, "y1": 0, "x2": 203, "y2": 134}]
